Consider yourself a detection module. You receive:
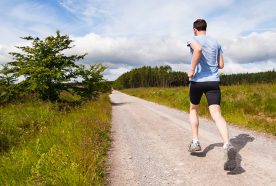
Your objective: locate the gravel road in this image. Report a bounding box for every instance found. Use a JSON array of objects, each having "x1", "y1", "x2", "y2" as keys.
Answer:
[{"x1": 107, "y1": 90, "x2": 276, "y2": 186}]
